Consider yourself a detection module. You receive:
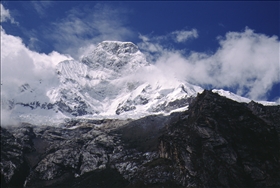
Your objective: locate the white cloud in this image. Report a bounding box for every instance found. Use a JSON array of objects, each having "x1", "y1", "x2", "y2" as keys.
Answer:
[
  {"x1": 204, "y1": 28, "x2": 279, "y2": 100},
  {"x1": 139, "y1": 28, "x2": 280, "y2": 101},
  {"x1": 137, "y1": 28, "x2": 199, "y2": 62},
  {"x1": 1, "y1": 27, "x2": 72, "y2": 125},
  {"x1": 1, "y1": 28, "x2": 72, "y2": 100},
  {"x1": 44, "y1": 3, "x2": 134, "y2": 59},
  {"x1": 138, "y1": 34, "x2": 149, "y2": 42},
  {"x1": 137, "y1": 36, "x2": 165, "y2": 63},
  {"x1": 171, "y1": 28, "x2": 198, "y2": 43},
  {"x1": 0, "y1": 3, "x2": 17, "y2": 24}
]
